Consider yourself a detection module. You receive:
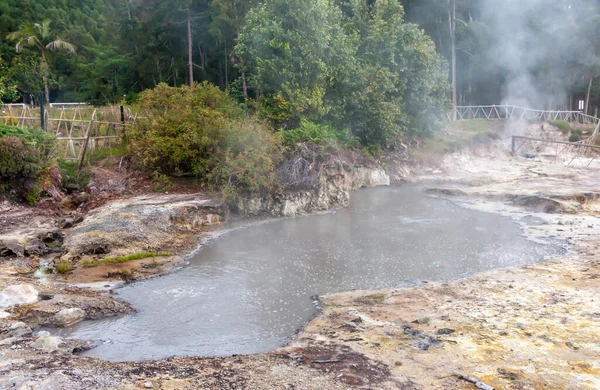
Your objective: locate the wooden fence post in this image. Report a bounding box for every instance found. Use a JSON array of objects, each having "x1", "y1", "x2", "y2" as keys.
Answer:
[{"x1": 79, "y1": 110, "x2": 96, "y2": 170}]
